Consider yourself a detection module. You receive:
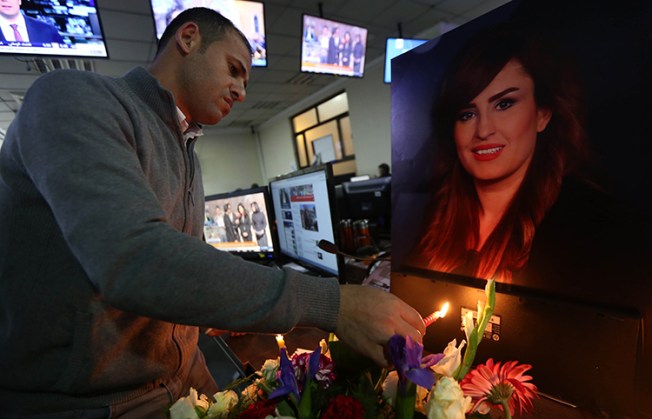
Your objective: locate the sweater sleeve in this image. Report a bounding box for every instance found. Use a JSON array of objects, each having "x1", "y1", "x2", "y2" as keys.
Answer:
[{"x1": 13, "y1": 70, "x2": 340, "y2": 333}]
